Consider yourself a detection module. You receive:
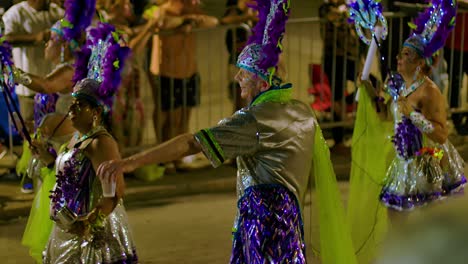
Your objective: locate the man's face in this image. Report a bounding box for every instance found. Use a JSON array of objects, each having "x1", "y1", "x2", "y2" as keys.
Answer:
[{"x1": 235, "y1": 69, "x2": 264, "y2": 103}]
